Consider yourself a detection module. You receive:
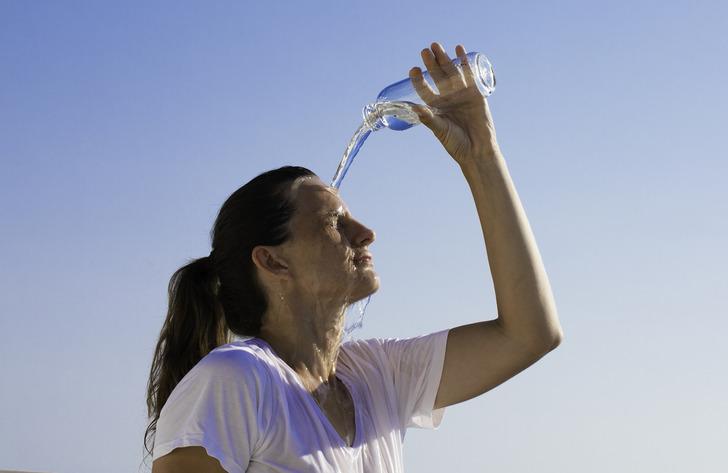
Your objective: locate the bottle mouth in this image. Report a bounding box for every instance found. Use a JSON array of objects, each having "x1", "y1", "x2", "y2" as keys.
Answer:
[{"x1": 362, "y1": 104, "x2": 386, "y2": 131}]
